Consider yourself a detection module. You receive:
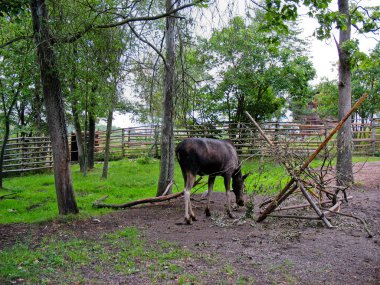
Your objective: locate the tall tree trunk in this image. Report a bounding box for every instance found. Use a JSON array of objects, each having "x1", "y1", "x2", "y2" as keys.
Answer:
[
  {"x1": 16, "y1": 100, "x2": 27, "y2": 137},
  {"x1": 87, "y1": 91, "x2": 96, "y2": 170},
  {"x1": 336, "y1": 0, "x2": 353, "y2": 187},
  {"x1": 30, "y1": 0, "x2": 78, "y2": 215},
  {"x1": 0, "y1": 76, "x2": 22, "y2": 188},
  {"x1": 101, "y1": 107, "x2": 113, "y2": 179},
  {"x1": 69, "y1": 45, "x2": 85, "y2": 172},
  {"x1": 157, "y1": 0, "x2": 176, "y2": 196},
  {"x1": 0, "y1": 115, "x2": 11, "y2": 188},
  {"x1": 71, "y1": 101, "x2": 86, "y2": 172}
]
